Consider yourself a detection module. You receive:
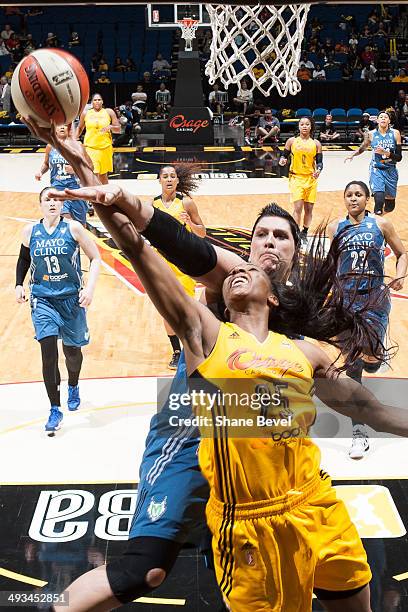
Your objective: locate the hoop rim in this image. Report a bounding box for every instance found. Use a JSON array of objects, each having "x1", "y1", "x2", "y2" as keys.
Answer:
[{"x1": 177, "y1": 18, "x2": 200, "y2": 27}]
